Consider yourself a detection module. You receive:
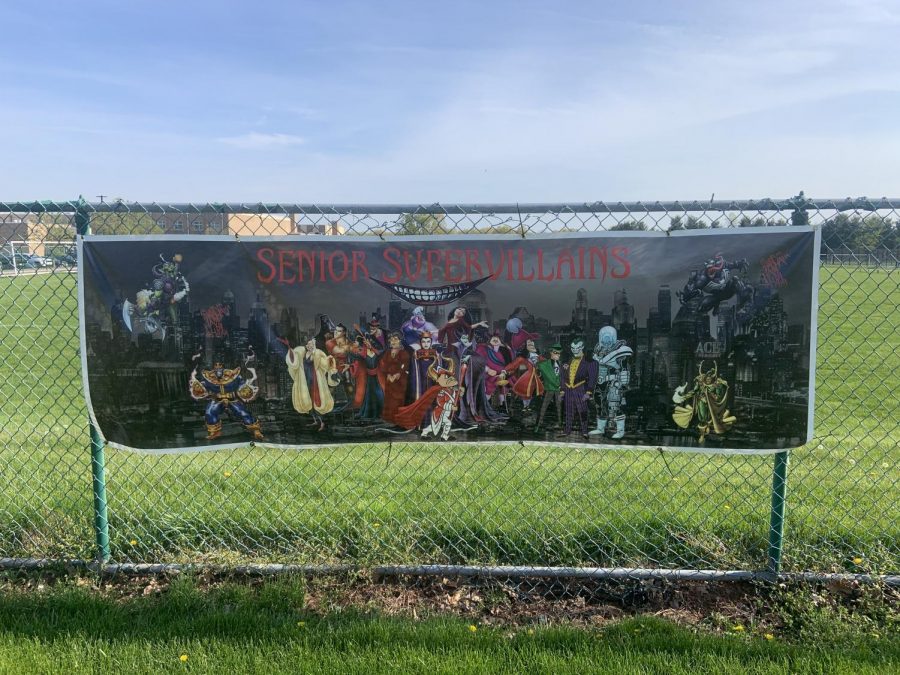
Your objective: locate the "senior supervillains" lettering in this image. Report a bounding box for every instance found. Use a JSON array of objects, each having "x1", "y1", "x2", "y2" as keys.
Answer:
[{"x1": 255, "y1": 245, "x2": 630, "y2": 285}]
